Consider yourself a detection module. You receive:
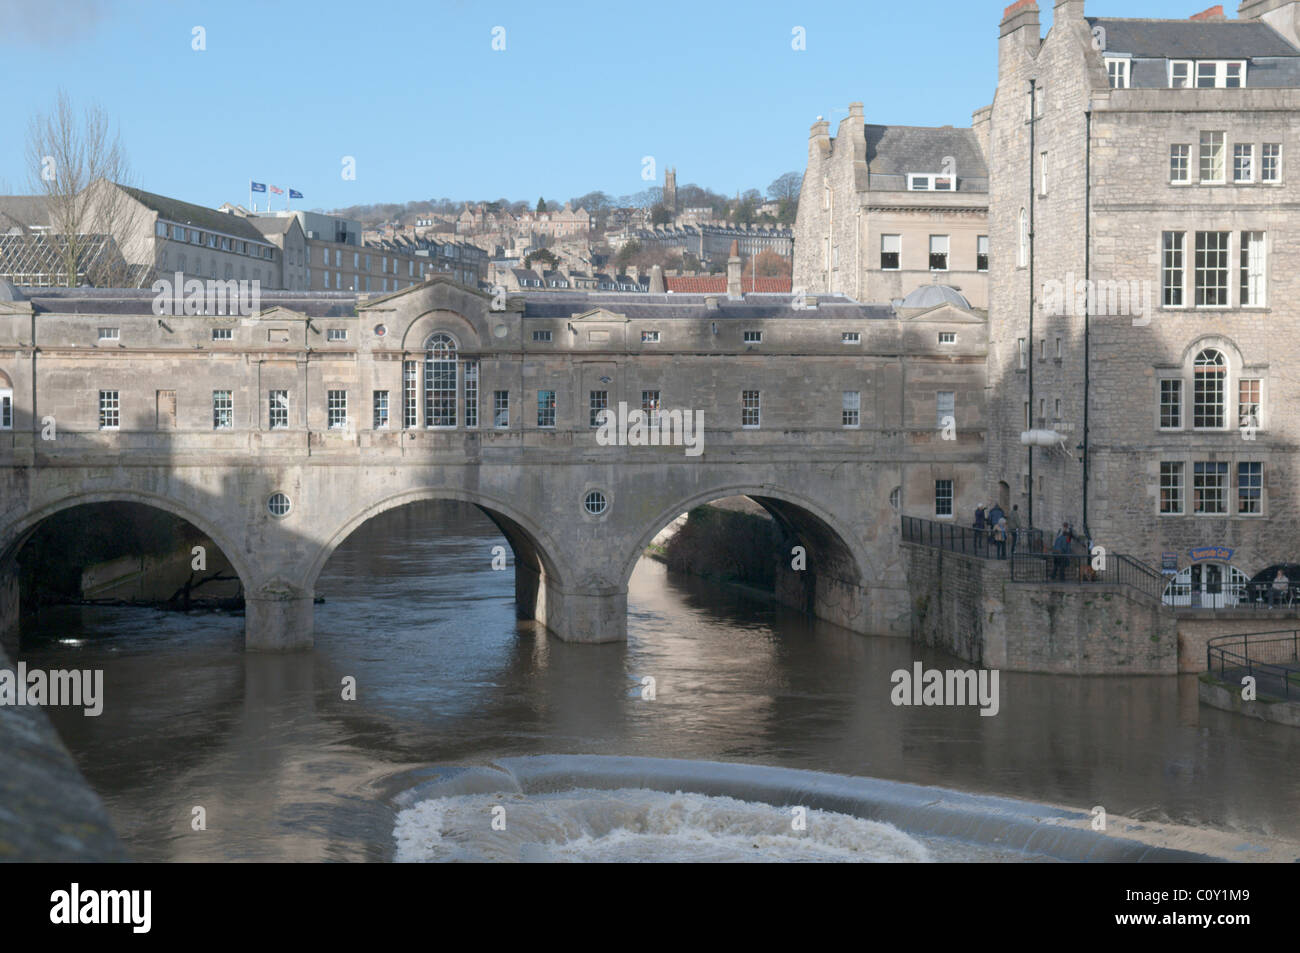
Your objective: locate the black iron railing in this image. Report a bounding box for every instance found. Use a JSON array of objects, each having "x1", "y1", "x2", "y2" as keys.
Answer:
[
  {"x1": 1009, "y1": 551, "x2": 1164, "y2": 602},
  {"x1": 1206, "y1": 629, "x2": 1300, "y2": 702},
  {"x1": 900, "y1": 516, "x2": 1044, "y2": 559}
]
